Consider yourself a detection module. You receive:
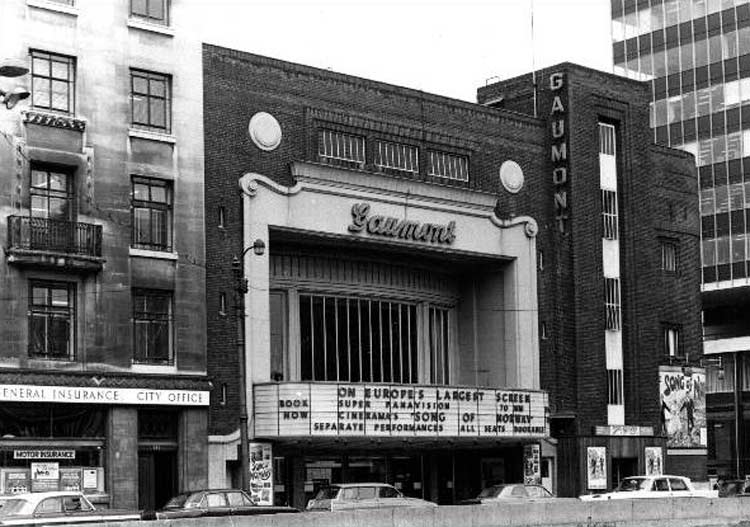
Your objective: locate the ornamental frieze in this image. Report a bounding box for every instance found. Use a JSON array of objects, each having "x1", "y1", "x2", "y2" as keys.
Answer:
[{"x1": 23, "y1": 110, "x2": 86, "y2": 132}]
